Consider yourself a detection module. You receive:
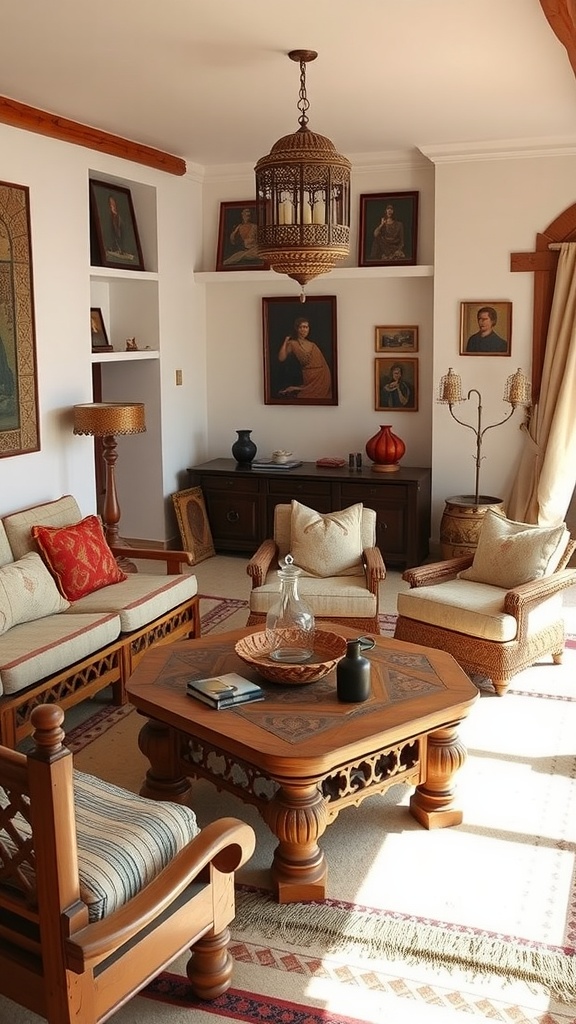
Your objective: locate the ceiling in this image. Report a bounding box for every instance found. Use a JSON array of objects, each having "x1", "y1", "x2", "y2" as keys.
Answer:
[{"x1": 2, "y1": 0, "x2": 576, "y2": 169}]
